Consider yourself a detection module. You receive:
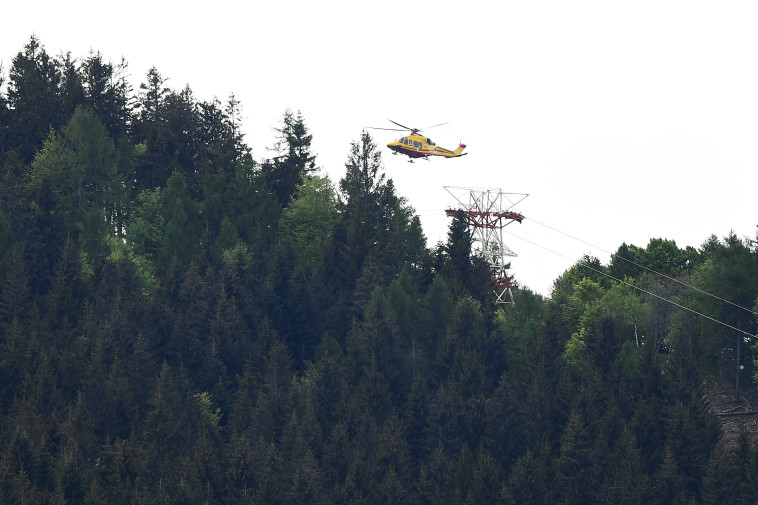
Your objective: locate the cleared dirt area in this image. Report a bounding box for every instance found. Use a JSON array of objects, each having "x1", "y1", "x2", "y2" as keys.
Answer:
[{"x1": 706, "y1": 379, "x2": 758, "y2": 444}]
